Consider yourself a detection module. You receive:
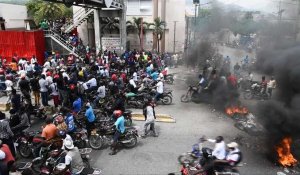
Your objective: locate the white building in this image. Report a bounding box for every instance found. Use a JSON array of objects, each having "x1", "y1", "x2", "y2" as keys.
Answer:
[
  {"x1": 75, "y1": 0, "x2": 186, "y2": 53},
  {"x1": 0, "y1": 3, "x2": 28, "y2": 30}
]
